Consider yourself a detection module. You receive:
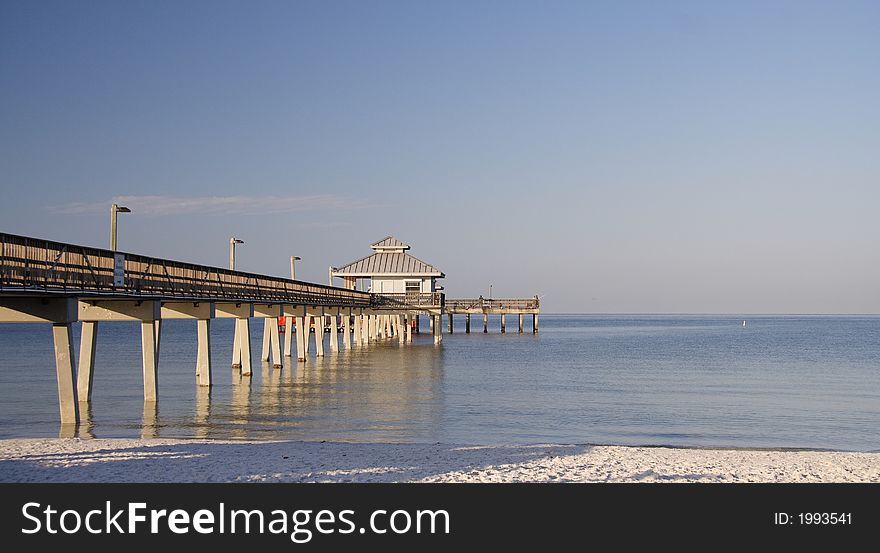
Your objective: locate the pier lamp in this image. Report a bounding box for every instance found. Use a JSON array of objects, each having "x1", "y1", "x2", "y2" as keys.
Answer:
[
  {"x1": 229, "y1": 238, "x2": 245, "y2": 270},
  {"x1": 110, "y1": 204, "x2": 131, "y2": 251},
  {"x1": 290, "y1": 256, "x2": 301, "y2": 280}
]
